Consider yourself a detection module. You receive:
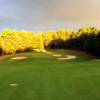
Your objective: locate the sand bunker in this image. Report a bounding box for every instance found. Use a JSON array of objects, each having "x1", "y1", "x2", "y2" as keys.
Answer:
[
  {"x1": 58, "y1": 55, "x2": 76, "y2": 60},
  {"x1": 53, "y1": 54, "x2": 62, "y2": 57},
  {"x1": 66, "y1": 55, "x2": 76, "y2": 59},
  {"x1": 10, "y1": 84, "x2": 18, "y2": 86},
  {"x1": 11, "y1": 57, "x2": 27, "y2": 60}
]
